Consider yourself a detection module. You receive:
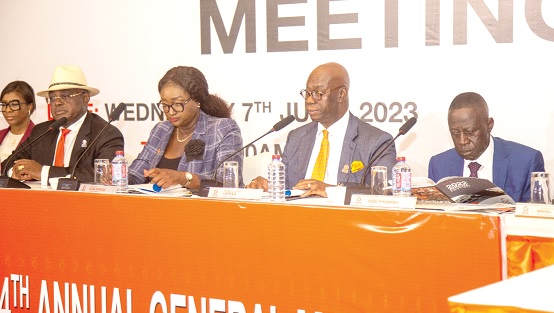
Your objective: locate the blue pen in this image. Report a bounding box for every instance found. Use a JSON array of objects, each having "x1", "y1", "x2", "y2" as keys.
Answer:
[{"x1": 138, "y1": 188, "x2": 156, "y2": 193}]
